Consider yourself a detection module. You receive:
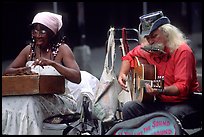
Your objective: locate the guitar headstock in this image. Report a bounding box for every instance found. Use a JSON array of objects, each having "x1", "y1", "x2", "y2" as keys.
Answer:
[{"x1": 152, "y1": 76, "x2": 164, "y2": 92}]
